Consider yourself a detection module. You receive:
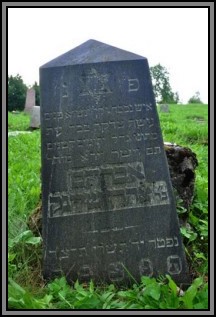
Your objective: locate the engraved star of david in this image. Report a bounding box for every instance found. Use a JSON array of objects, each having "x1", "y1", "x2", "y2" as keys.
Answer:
[{"x1": 80, "y1": 68, "x2": 112, "y2": 104}]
